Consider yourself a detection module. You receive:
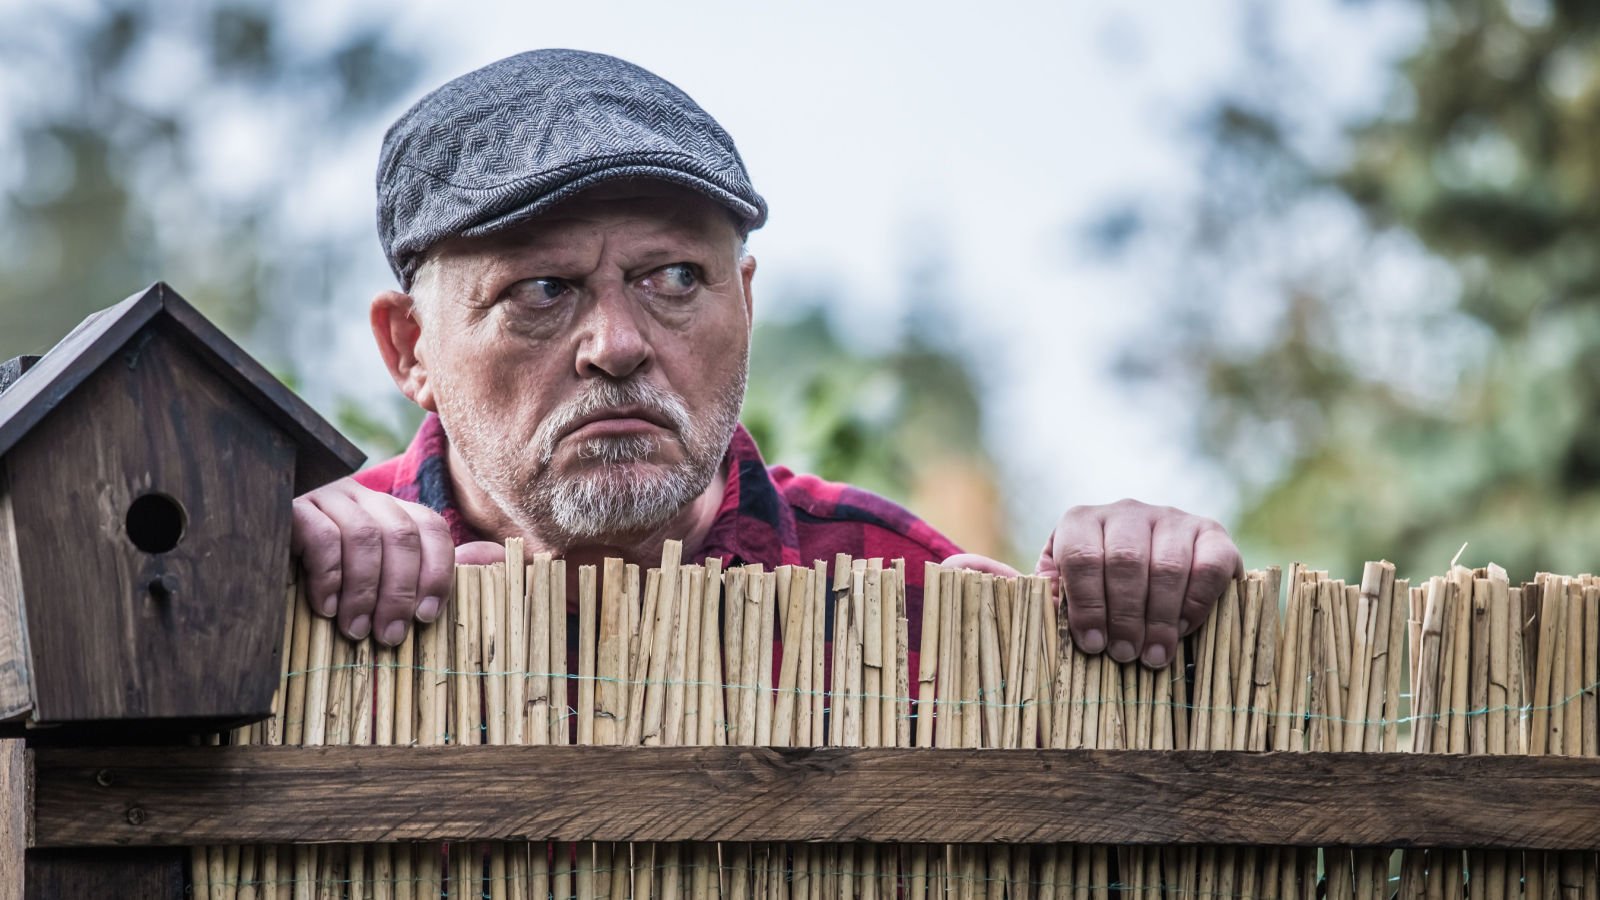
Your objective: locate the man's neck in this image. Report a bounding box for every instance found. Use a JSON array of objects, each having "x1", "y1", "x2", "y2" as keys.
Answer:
[{"x1": 446, "y1": 445, "x2": 728, "y2": 570}]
